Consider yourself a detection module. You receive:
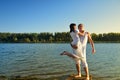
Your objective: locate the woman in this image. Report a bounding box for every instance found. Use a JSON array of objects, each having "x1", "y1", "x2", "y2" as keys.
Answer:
[{"x1": 60, "y1": 23, "x2": 85, "y2": 78}]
